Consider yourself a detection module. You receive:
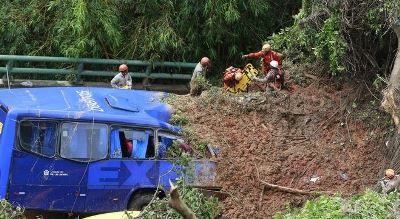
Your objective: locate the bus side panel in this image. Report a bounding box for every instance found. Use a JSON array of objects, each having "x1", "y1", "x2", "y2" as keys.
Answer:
[
  {"x1": 86, "y1": 160, "x2": 178, "y2": 212},
  {"x1": 0, "y1": 113, "x2": 15, "y2": 199},
  {"x1": 8, "y1": 150, "x2": 87, "y2": 212}
]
